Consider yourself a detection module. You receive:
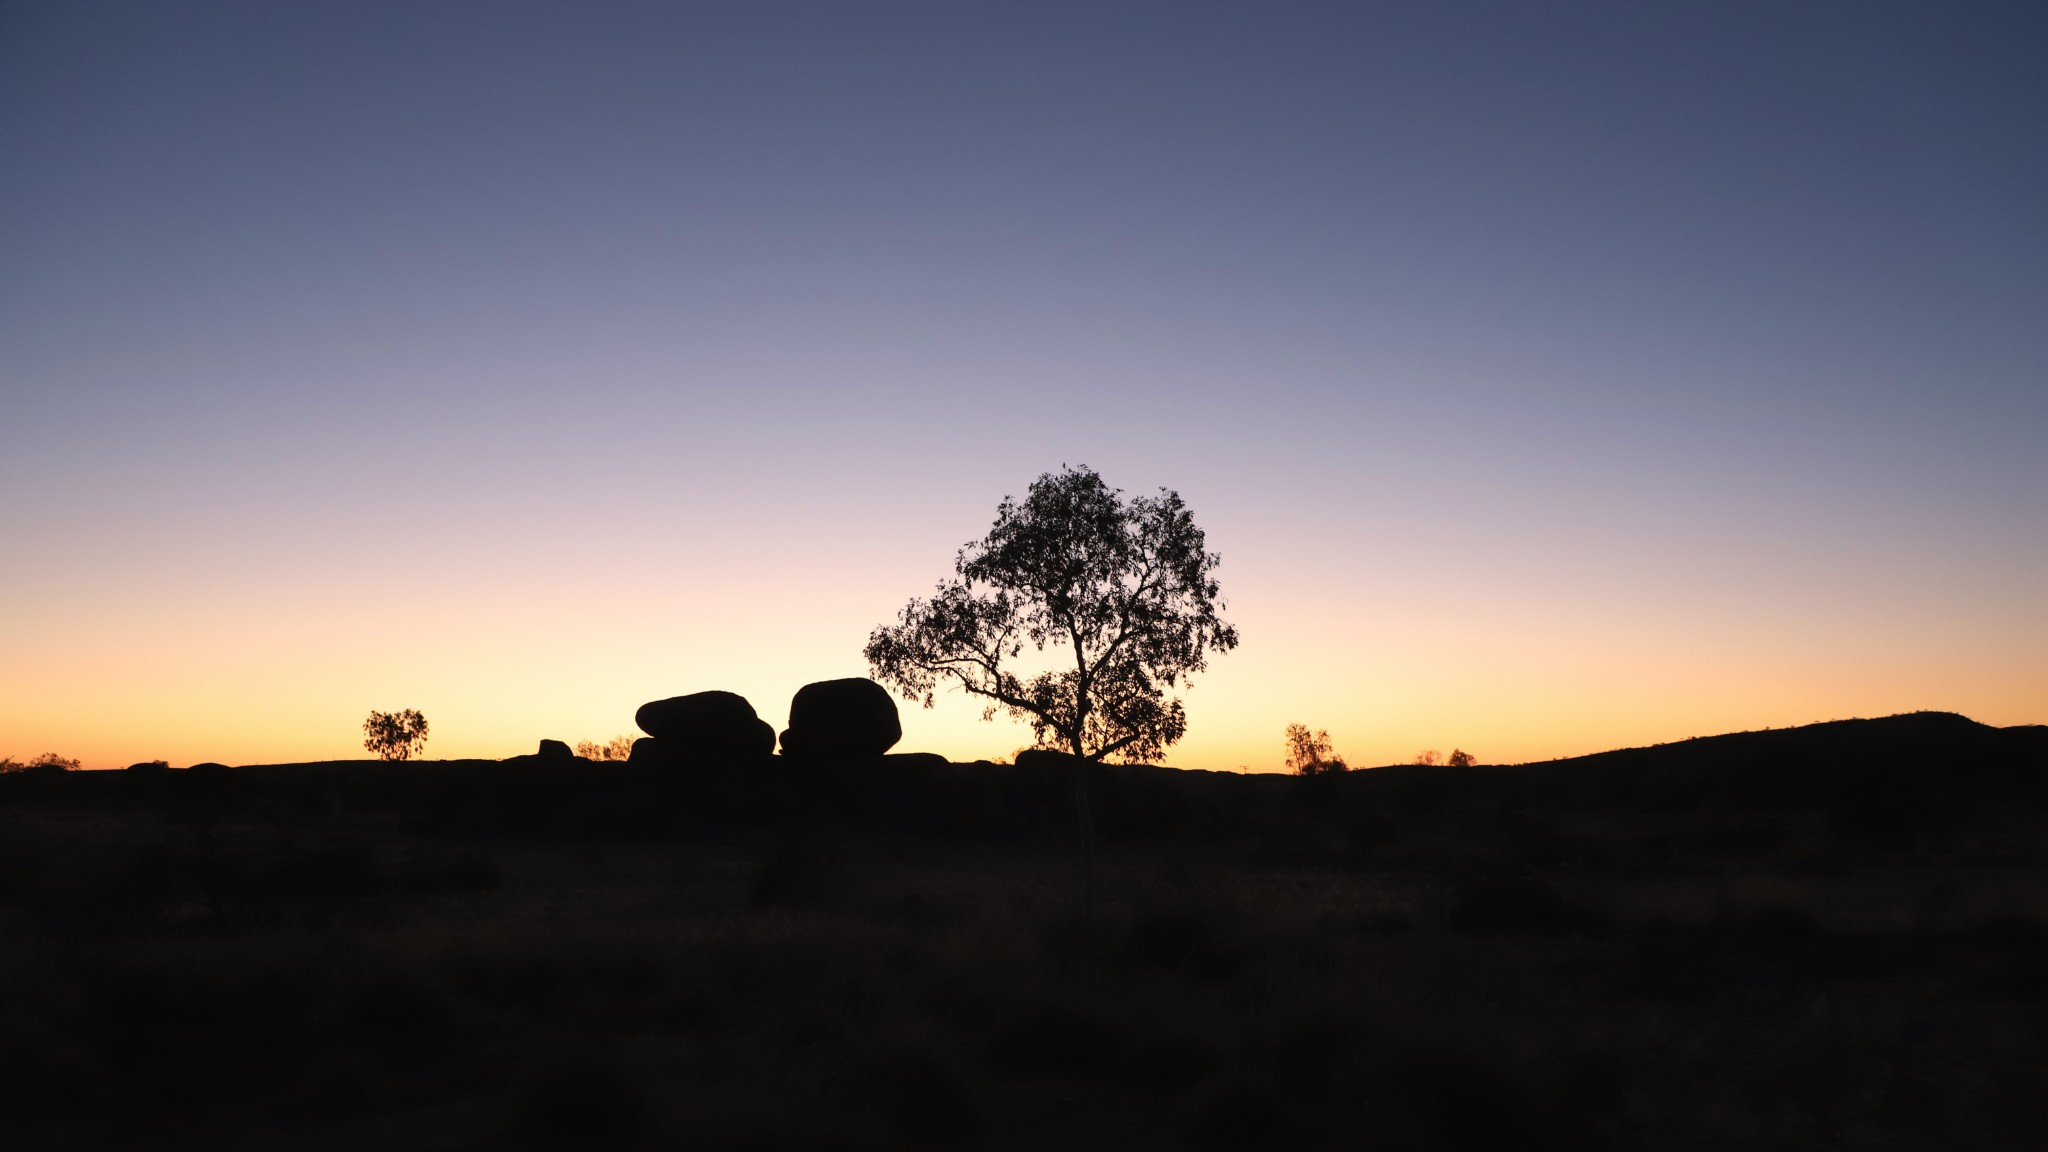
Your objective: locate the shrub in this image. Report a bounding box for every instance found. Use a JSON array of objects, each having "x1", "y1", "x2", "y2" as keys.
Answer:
[
  {"x1": 574, "y1": 736, "x2": 636, "y2": 761},
  {"x1": 2, "y1": 752, "x2": 81, "y2": 774},
  {"x1": 362, "y1": 710, "x2": 429, "y2": 761}
]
